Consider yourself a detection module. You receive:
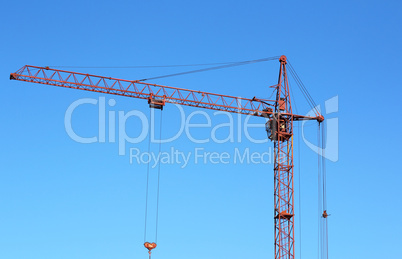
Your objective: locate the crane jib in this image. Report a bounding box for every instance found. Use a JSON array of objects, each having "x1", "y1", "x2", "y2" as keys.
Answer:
[{"x1": 10, "y1": 65, "x2": 322, "y2": 122}]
